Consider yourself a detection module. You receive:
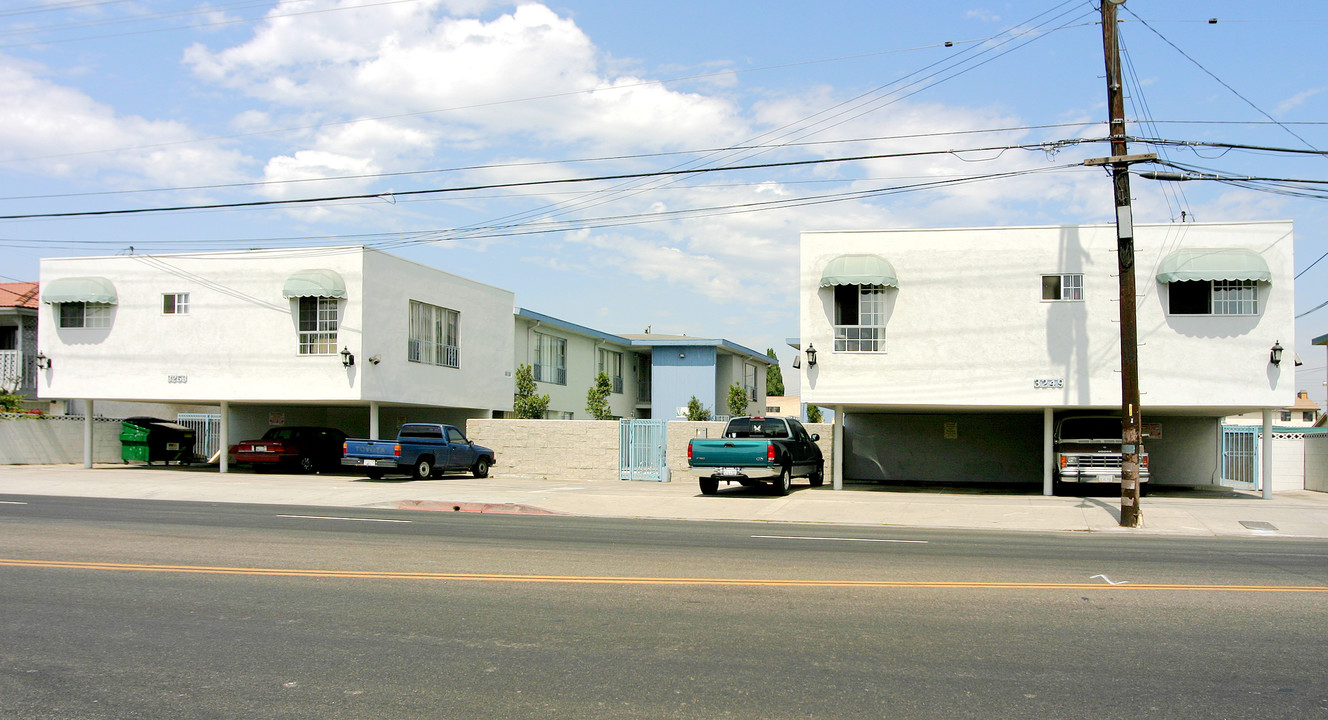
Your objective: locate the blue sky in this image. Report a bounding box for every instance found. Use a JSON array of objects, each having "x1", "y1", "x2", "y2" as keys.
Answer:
[{"x1": 3, "y1": 0, "x2": 1327, "y2": 407}]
